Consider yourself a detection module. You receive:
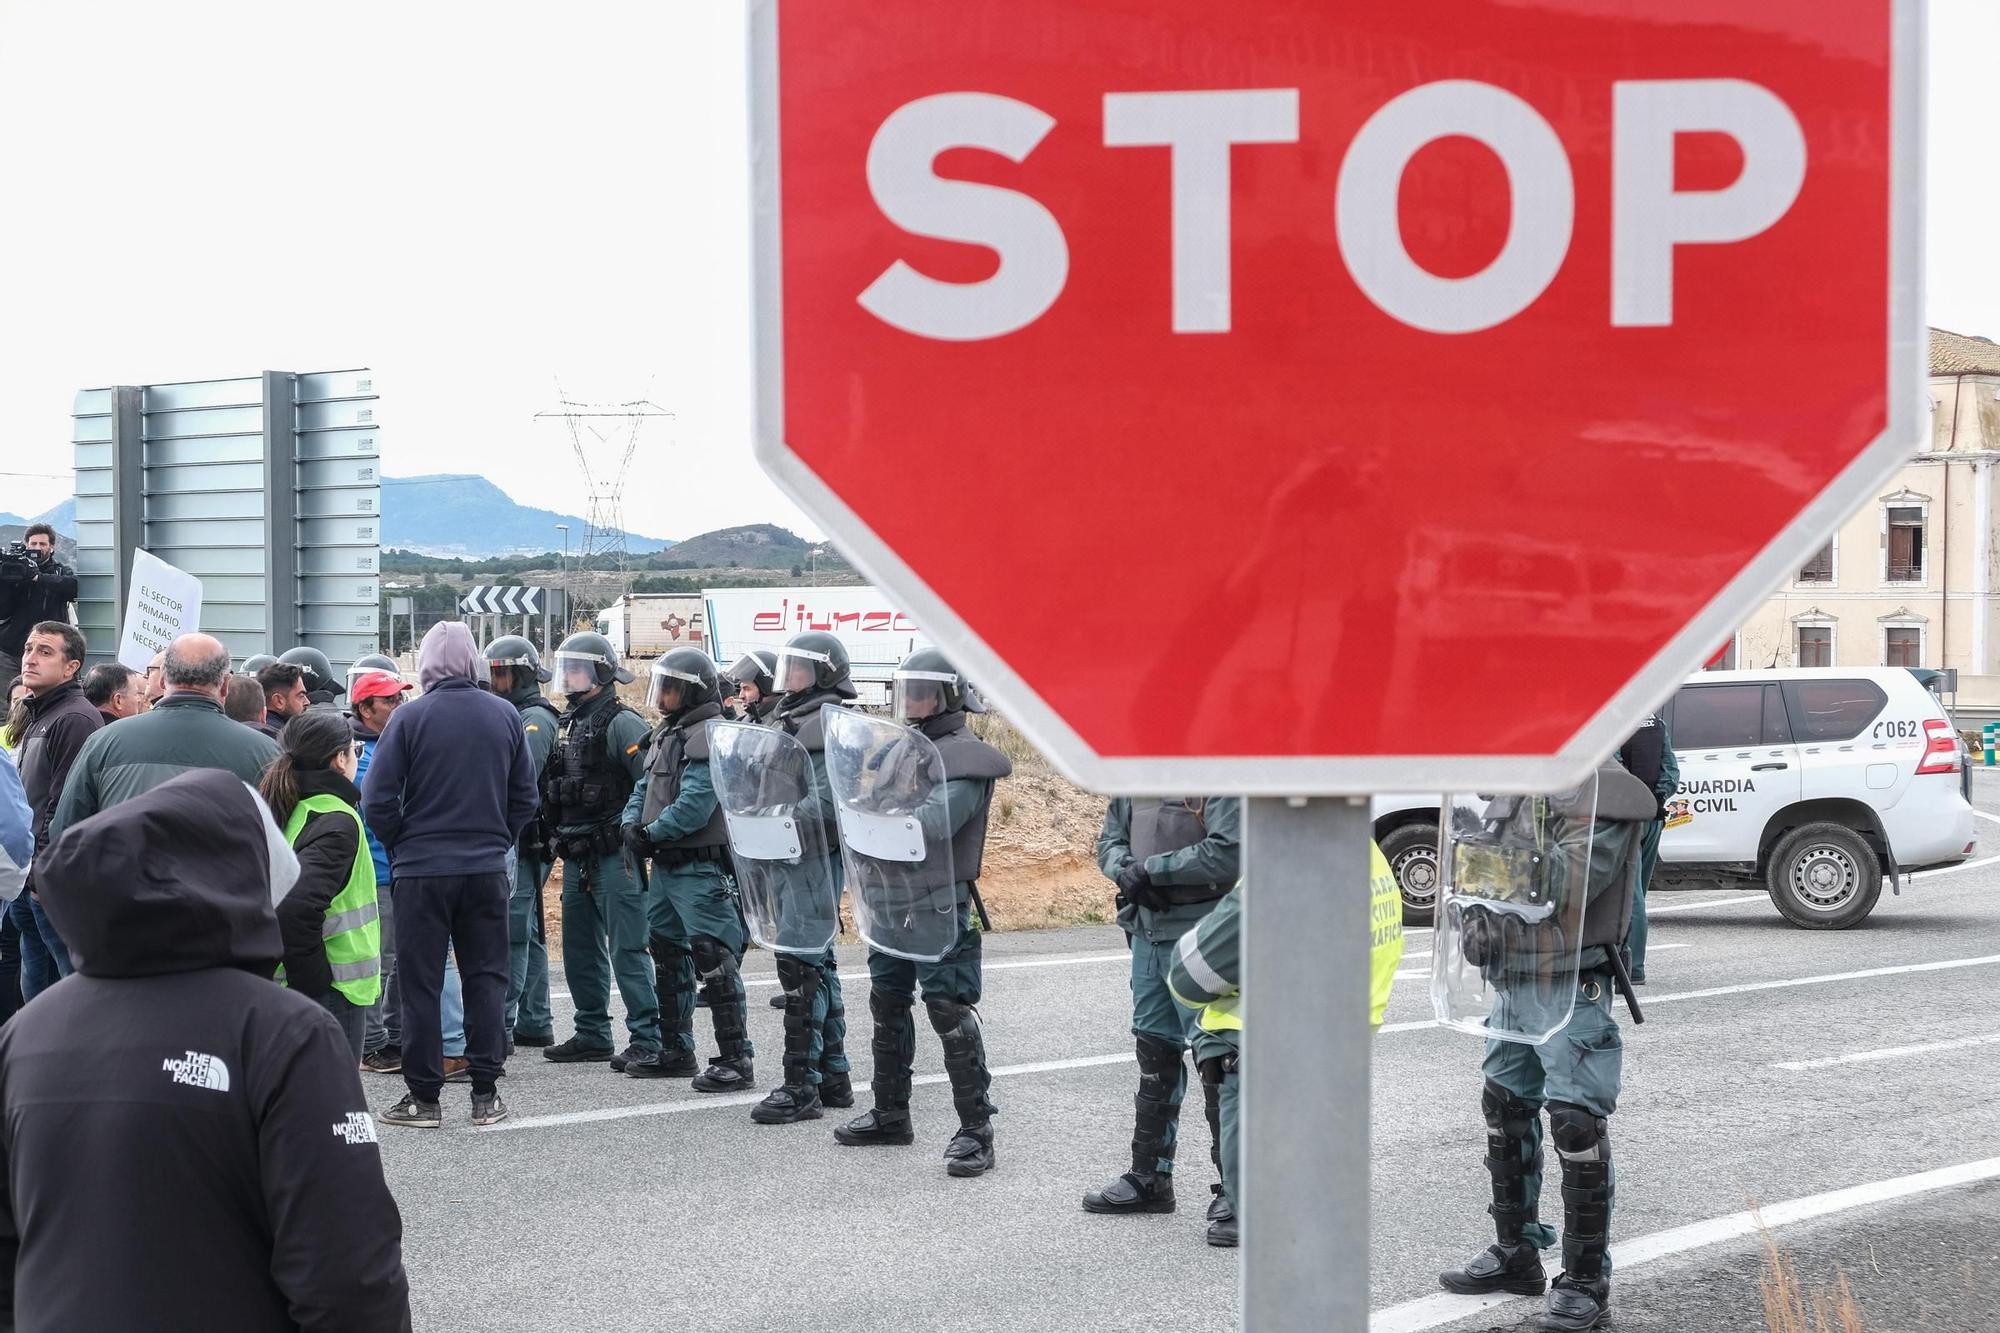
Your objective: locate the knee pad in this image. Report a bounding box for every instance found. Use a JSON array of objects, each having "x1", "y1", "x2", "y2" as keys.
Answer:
[
  {"x1": 1547, "y1": 1103, "x2": 1609, "y2": 1163},
  {"x1": 870, "y1": 986, "x2": 914, "y2": 1025},
  {"x1": 925, "y1": 995, "x2": 972, "y2": 1035},
  {"x1": 1481, "y1": 1080, "x2": 1540, "y2": 1141},
  {"x1": 689, "y1": 935, "x2": 732, "y2": 983},
  {"x1": 1196, "y1": 1055, "x2": 1228, "y2": 1088},
  {"x1": 775, "y1": 953, "x2": 820, "y2": 1001},
  {"x1": 1135, "y1": 1031, "x2": 1184, "y2": 1077}
]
